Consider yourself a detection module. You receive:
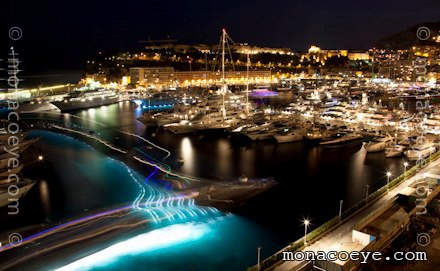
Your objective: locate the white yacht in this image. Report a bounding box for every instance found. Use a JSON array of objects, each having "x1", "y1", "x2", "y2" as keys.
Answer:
[
  {"x1": 191, "y1": 110, "x2": 244, "y2": 130},
  {"x1": 404, "y1": 143, "x2": 437, "y2": 161},
  {"x1": 18, "y1": 100, "x2": 61, "y2": 113},
  {"x1": 385, "y1": 145, "x2": 406, "y2": 158},
  {"x1": 52, "y1": 88, "x2": 120, "y2": 112},
  {"x1": 364, "y1": 135, "x2": 394, "y2": 152}
]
